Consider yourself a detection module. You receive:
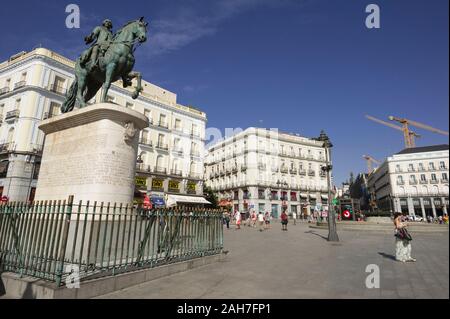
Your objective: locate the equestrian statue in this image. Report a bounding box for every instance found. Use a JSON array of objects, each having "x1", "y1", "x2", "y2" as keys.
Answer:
[{"x1": 61, "y1": 17, "x2": 148, "y2": 113}]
